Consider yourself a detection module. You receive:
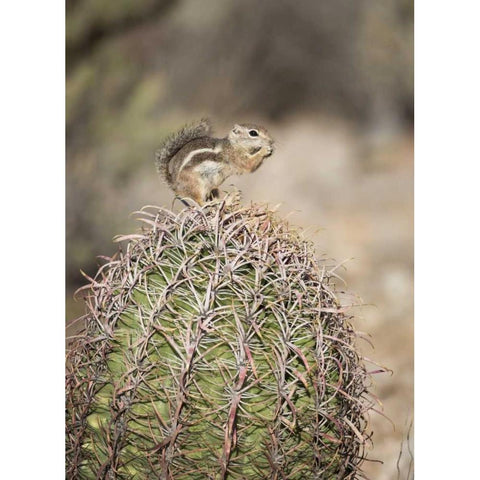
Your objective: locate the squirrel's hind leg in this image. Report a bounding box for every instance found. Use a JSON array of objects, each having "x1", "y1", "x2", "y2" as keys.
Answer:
[
  {"x1": 175, "y1": 176, "x2": 207, "y2": 206},
  {"x1": 208, "y1": 188, "x2": 220, "y2": 200},
  {"x1": 206, "y1": 187, "x2": 242, "y2": 206}
]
